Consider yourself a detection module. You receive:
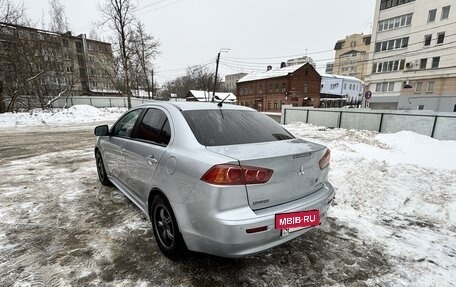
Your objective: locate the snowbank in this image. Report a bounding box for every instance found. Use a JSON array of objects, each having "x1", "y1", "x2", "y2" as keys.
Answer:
[
  {"x1": 0, "y1": 105, "x2": 126, "y2": 128},
  {"x1": 285, "y1": 122, "x2": 456, "y2": 286}
]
